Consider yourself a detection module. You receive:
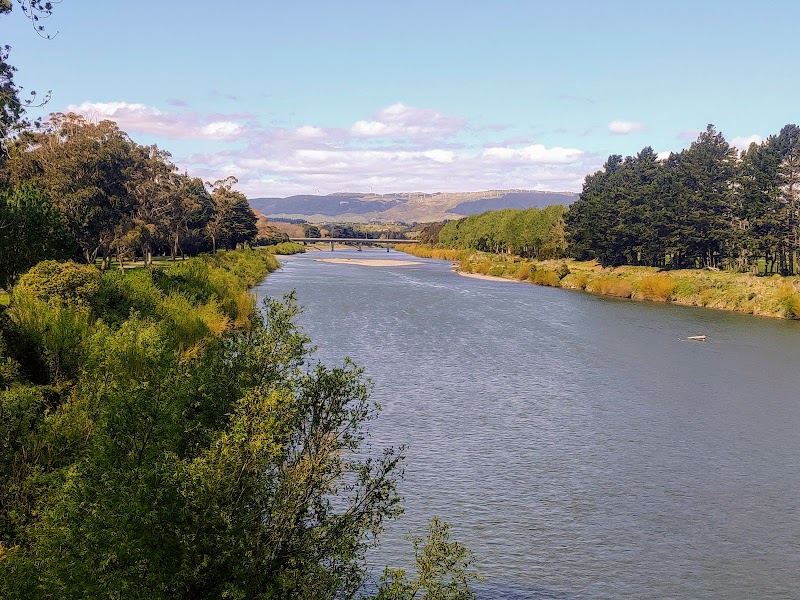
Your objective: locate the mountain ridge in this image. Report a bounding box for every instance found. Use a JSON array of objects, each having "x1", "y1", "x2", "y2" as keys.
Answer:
[{"x1": 248, "y1": 189, "x2": 578, "y2": 223}]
